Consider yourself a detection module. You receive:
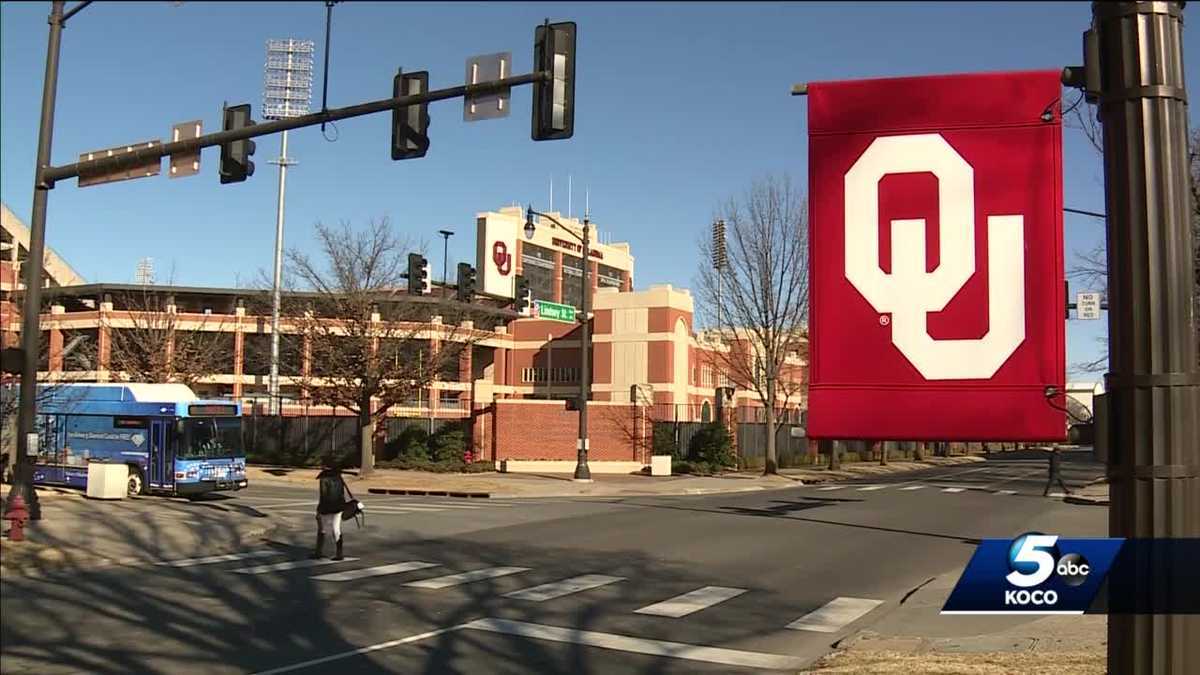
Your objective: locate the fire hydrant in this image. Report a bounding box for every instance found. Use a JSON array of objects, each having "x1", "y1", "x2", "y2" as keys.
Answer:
[{"x1": 4, "y1": 493, "x2": 29, "y2": 541}]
